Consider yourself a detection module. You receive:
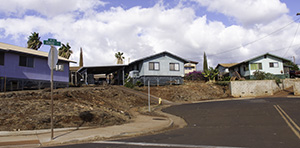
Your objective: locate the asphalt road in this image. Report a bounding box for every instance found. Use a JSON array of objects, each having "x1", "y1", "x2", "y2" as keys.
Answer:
[{"x1": 48, "y1": 97, "x2": 300, "y2": 148}]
